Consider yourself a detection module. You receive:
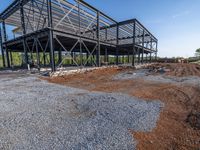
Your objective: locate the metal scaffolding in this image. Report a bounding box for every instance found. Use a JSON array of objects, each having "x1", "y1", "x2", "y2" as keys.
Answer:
[{"x1": 0, "y1": 0, "x2": 158, "y2": 72}]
